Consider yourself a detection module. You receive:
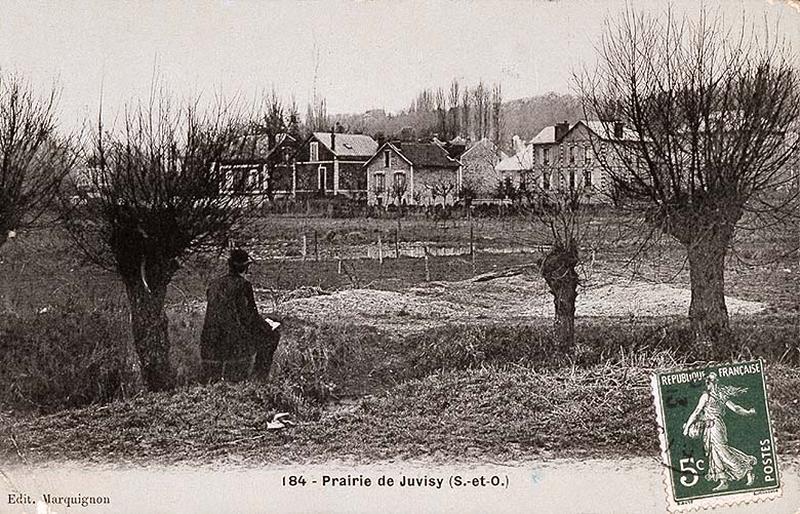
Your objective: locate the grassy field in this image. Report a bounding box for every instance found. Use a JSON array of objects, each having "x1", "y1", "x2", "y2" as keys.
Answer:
[{"x1": 0, "y1": 214, "x2": 798, "y2": 464}]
